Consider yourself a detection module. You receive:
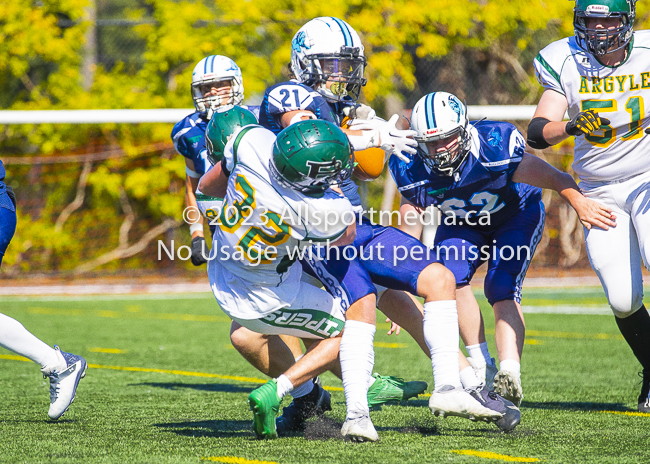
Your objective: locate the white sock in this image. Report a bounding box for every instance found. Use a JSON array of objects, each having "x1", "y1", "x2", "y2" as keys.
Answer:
[
  {"x1": 275, "y1": 374, "x2": 294, "y2": 398},
  {"x1": 340, "y1": 320, "x2": 375, "y2": 419},
  {"x1": 423, "y1": 300, "x2": 462, "y2": 390},
  {"x1": 460, "y1": 366, "x2": 482, "y2": 389},
  {"x1": 290, "y1": 379, "x2": 314, "y2": 399},
  {"x1": 466, "y1": 342, "x2": 492, "y2": 366},
  {"x1": 0, "y1": 313, "x2": 64, "y2": 373},
  {"x1": 499, "y1": 359, "x2": 521, "y2": 381}
]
